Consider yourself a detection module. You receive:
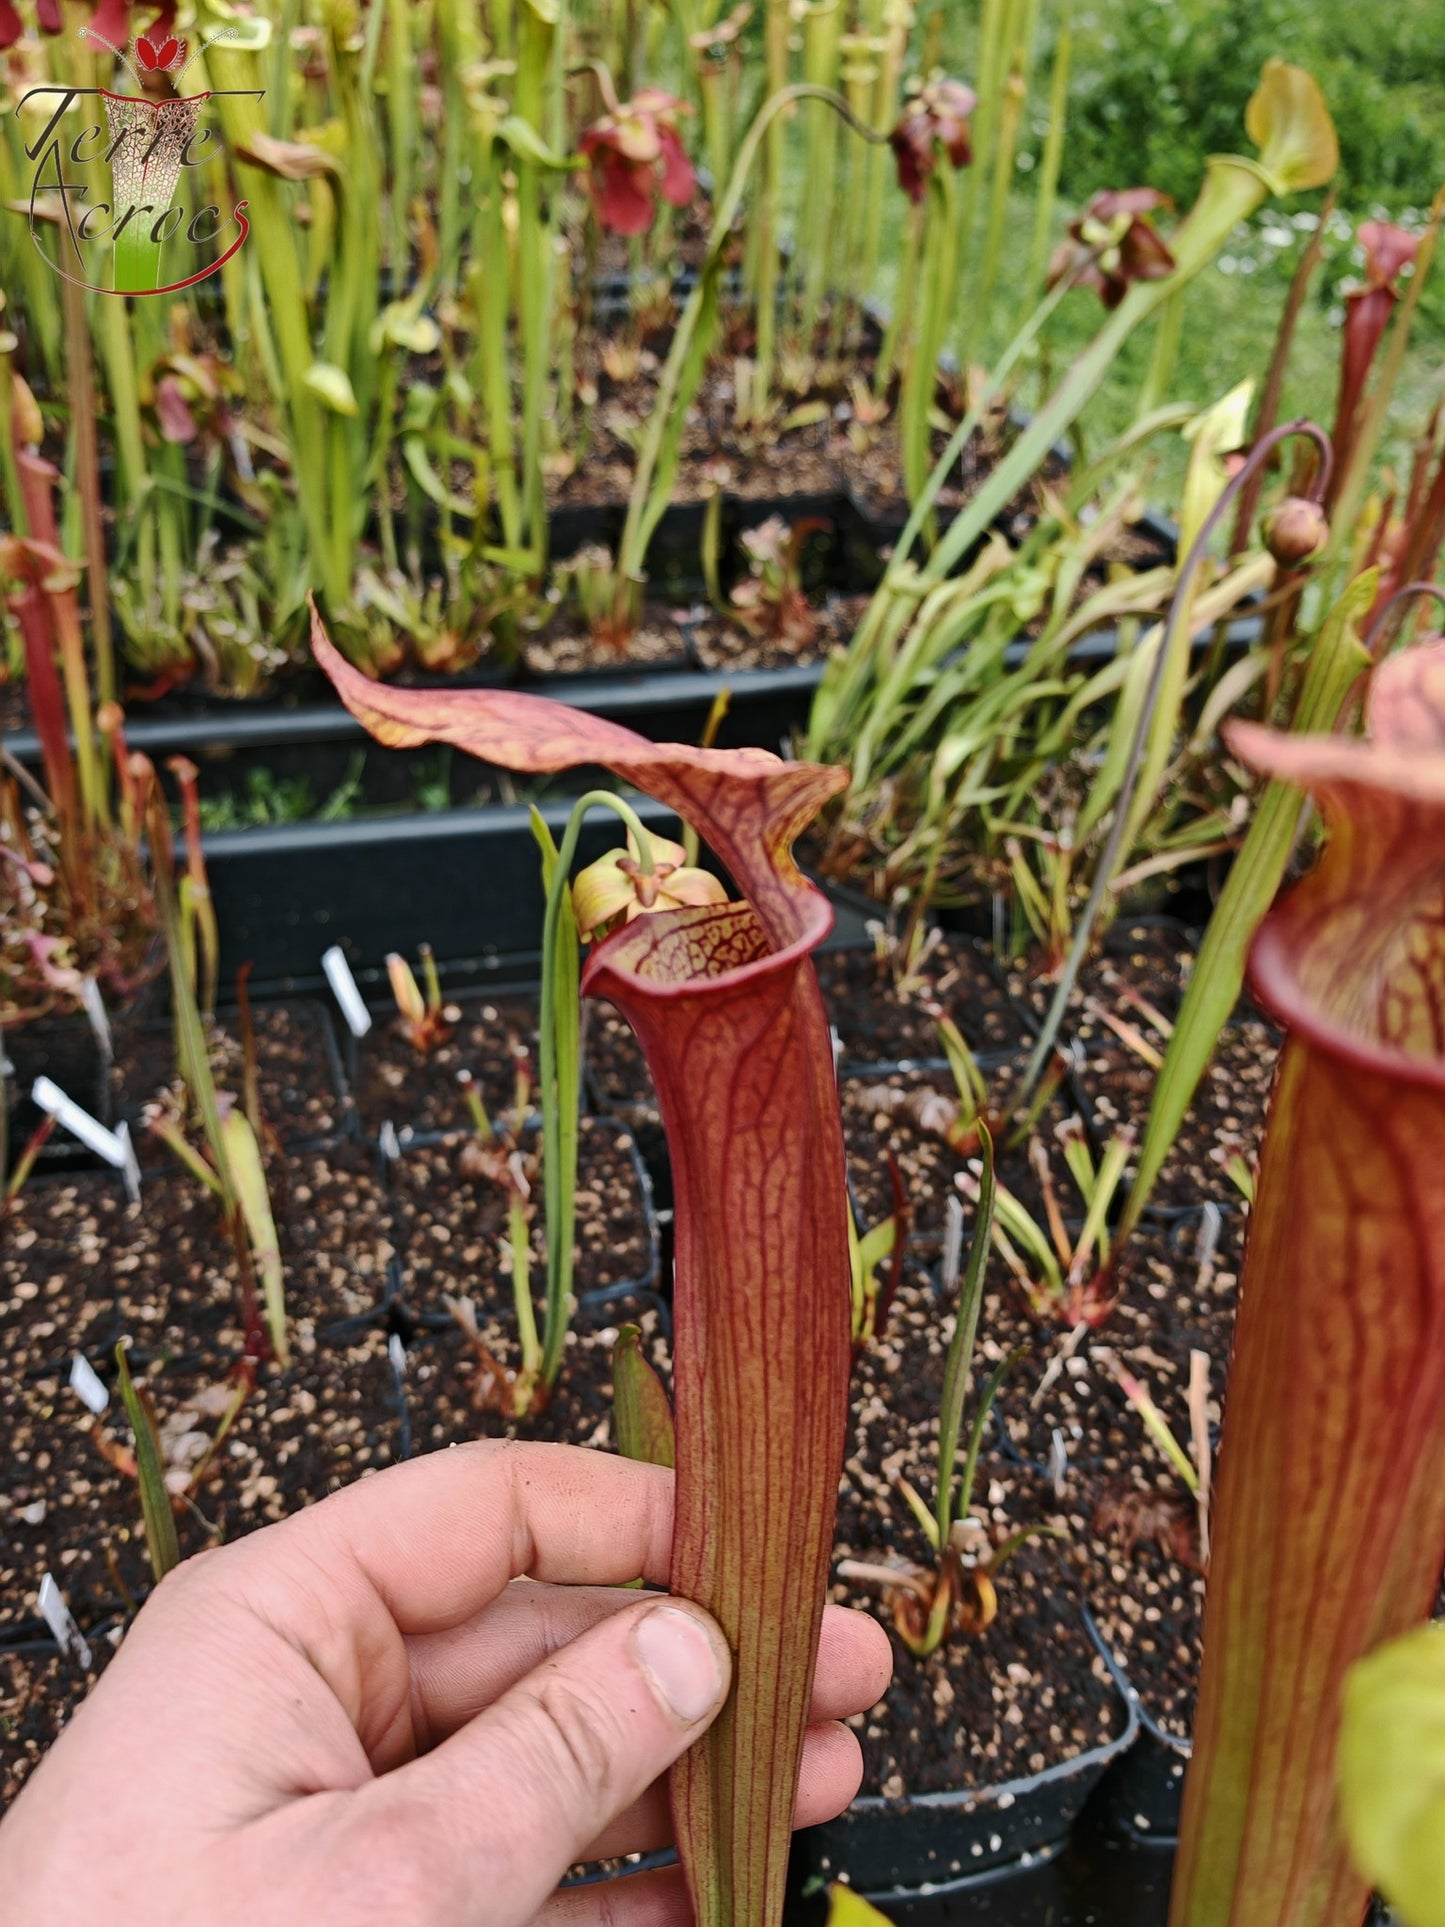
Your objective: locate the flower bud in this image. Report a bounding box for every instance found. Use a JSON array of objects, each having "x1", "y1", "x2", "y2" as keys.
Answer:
[{"x1": 1263, "y1": 496, "x2": 1329, "y2": 567}]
